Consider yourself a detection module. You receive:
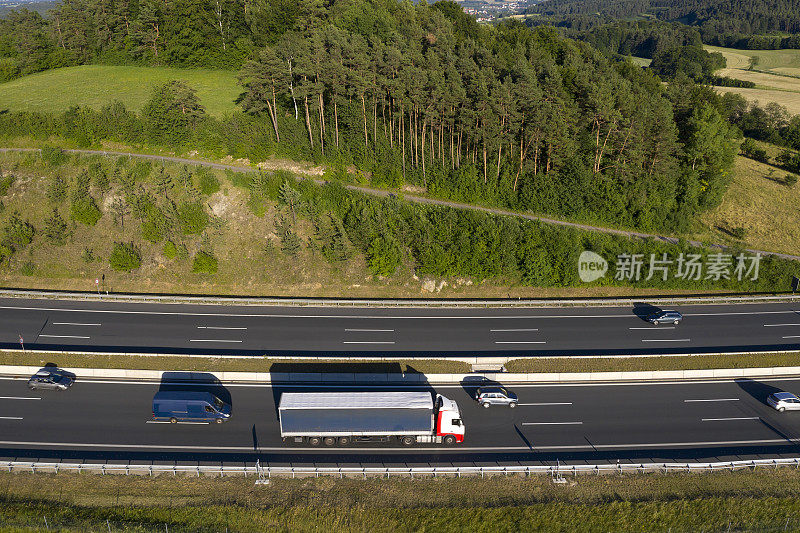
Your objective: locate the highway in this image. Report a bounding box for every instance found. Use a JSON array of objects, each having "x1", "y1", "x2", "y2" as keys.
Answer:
[
  {"x1": 2, "y1": 298, "x2": 800, "y2": 356},
  {"x1": 2, "y1": 376, "x2": 800, "y2": 465}
]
